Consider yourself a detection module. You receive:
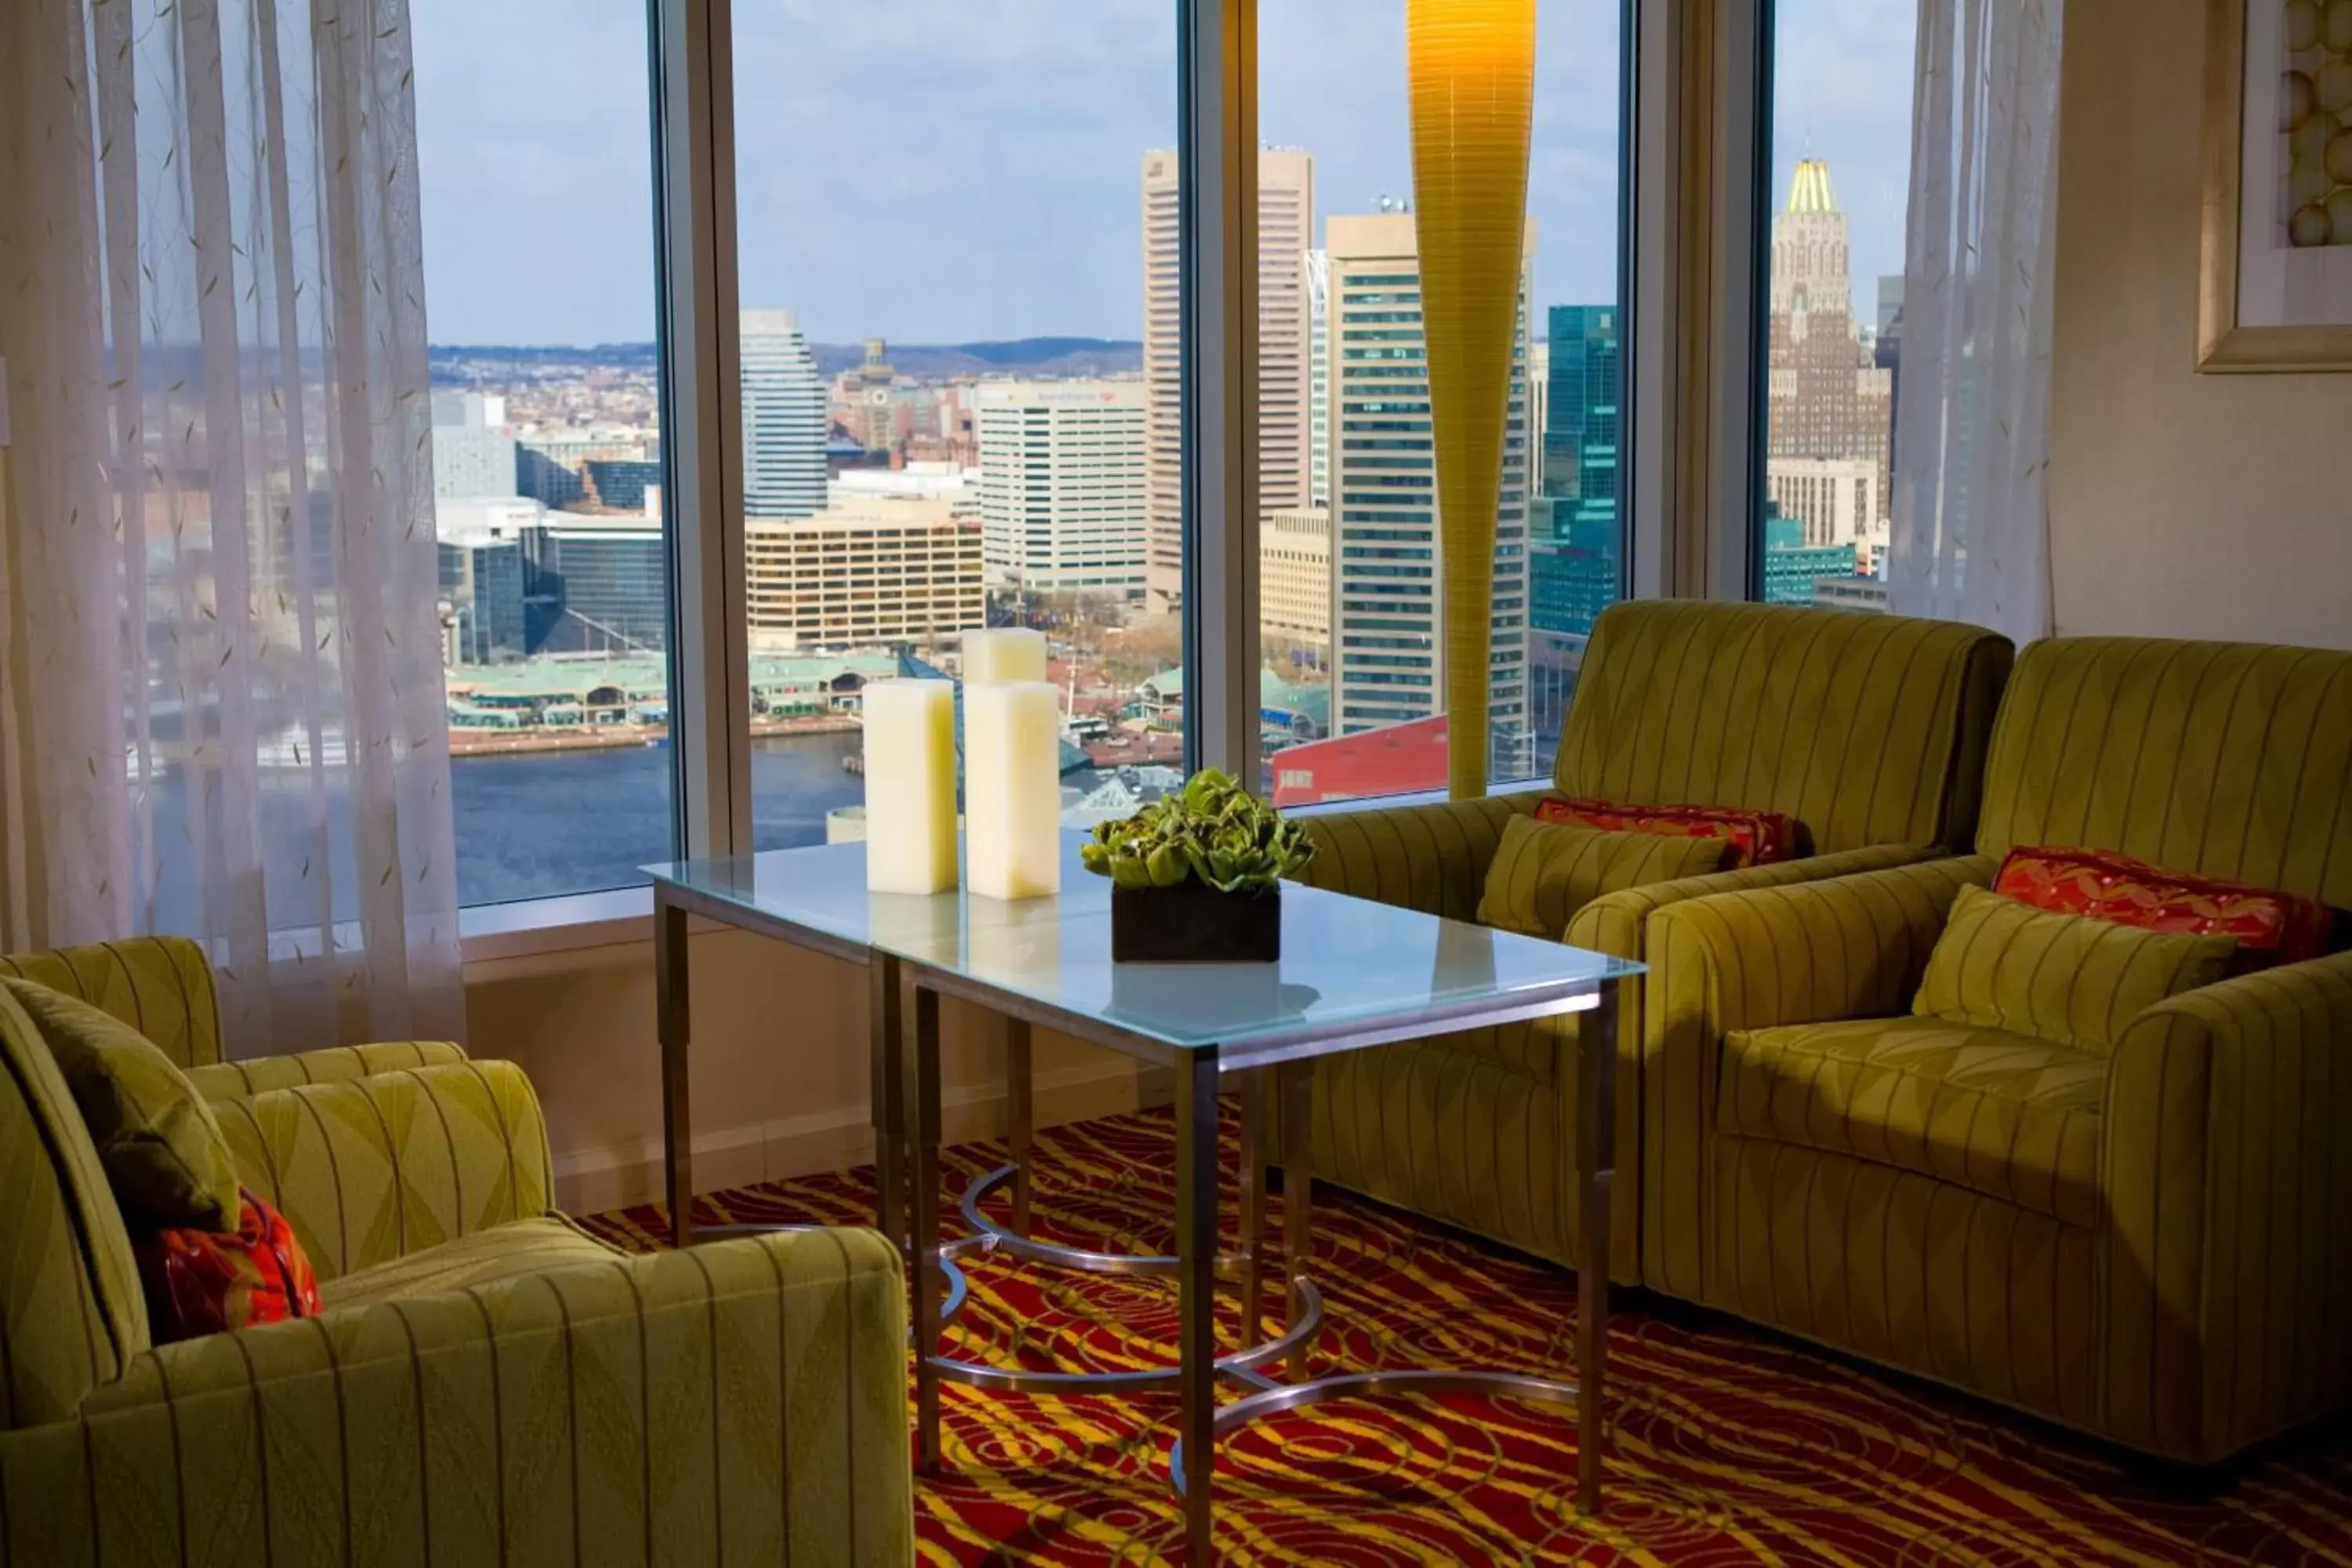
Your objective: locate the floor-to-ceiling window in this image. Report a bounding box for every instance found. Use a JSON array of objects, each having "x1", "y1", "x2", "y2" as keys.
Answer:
[
  {"x1": 1258, "y1": 1, "x2": 1630, "y2": 808},
  {"x1": 728, "y1": 2, "x2": 1182, "y2": 849},
  {"x1": 1755, "y1": 0, "x2": 1917, "y2": 612},
  {"x1": 412, "y1": 0, "x2": 676, "y2": 905},
  {"x1": 412, "y1": 1, "x2": 1671, "y2": 919}
]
